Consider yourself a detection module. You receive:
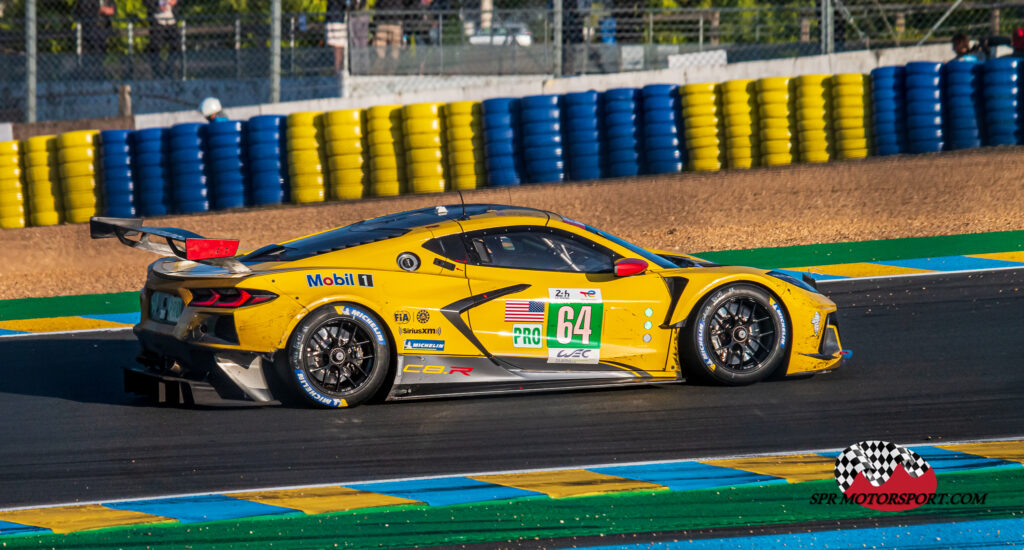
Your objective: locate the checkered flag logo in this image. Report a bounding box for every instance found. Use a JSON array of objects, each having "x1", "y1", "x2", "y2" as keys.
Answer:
[{"x1": 834, "y1": 441, "x2": 931, "y2": 493}]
